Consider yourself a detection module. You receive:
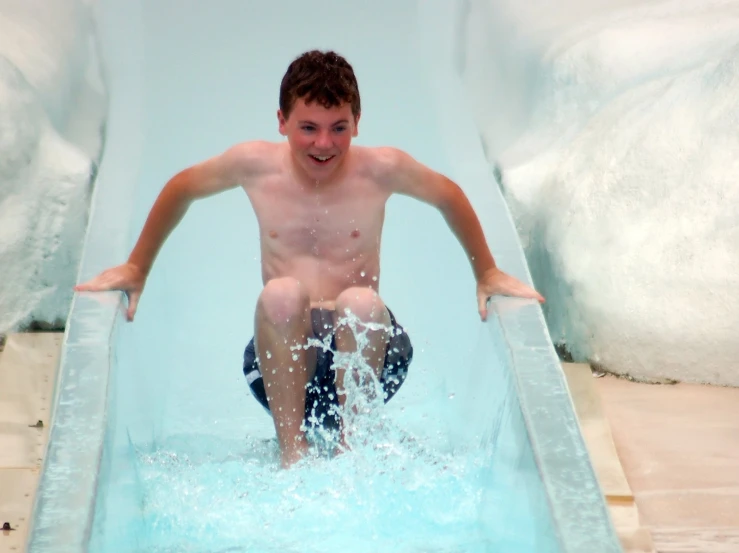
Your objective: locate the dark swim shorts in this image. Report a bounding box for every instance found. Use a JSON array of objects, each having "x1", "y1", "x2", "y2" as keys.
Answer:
[{"x1": 243, "y1": 308, "x2": 413, "y2": 429}]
